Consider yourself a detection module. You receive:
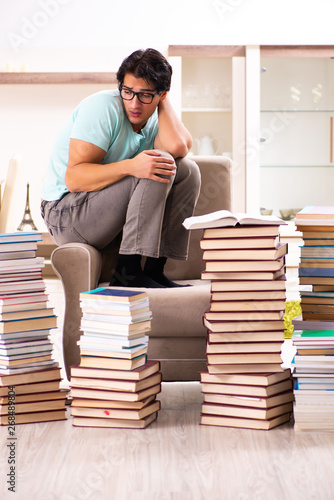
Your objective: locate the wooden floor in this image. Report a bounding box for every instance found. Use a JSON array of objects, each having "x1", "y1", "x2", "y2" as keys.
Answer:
[
  {"x1": 1, "y1": 278, "x2": 334, "y2": 500},
  {"x1": 1, "y1": 381, "x2": 334, "y2": 500}
]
